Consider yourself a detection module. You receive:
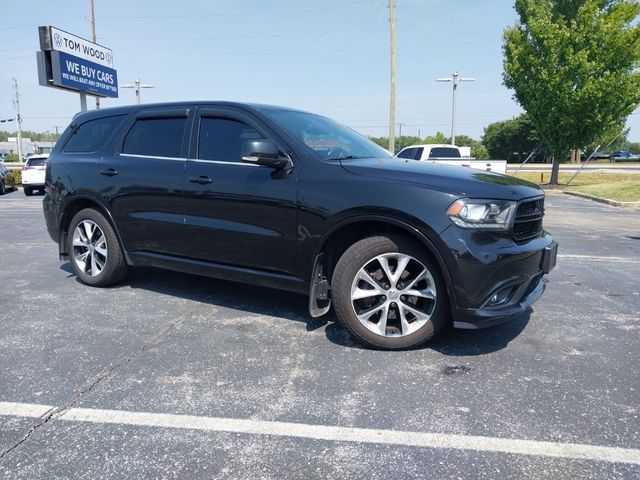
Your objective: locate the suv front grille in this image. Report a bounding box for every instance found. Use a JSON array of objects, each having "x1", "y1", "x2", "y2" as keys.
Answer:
[{"x1": 512, "y1": 198, "x2": 544, "y2": 243}]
